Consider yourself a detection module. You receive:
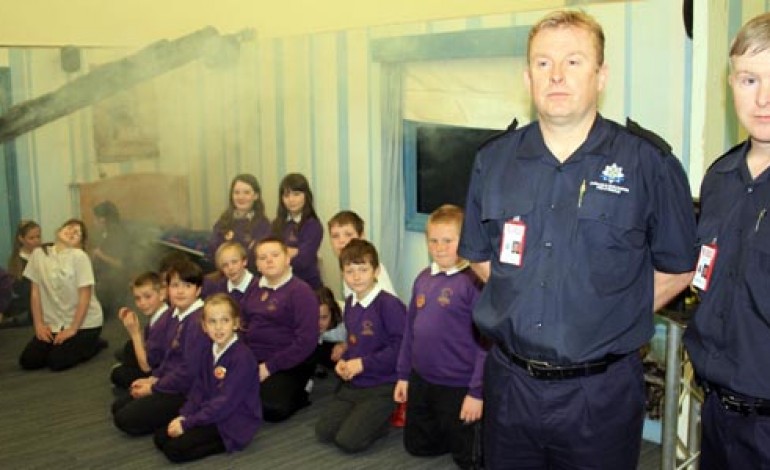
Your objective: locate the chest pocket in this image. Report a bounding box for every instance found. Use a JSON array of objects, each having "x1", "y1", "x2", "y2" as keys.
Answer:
[
  {"x1": 480, "y1": 197, "x2": 535, "y2": 255},
  {"x1": 576, "y1": 190, "x2": 646, "y2": 296},
  {"x1": 747, "y1": 218, "x2": 770, "y2": 320},
  {"x1": 695, "y1": 218, "x2": 720, "y2": 248}
]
